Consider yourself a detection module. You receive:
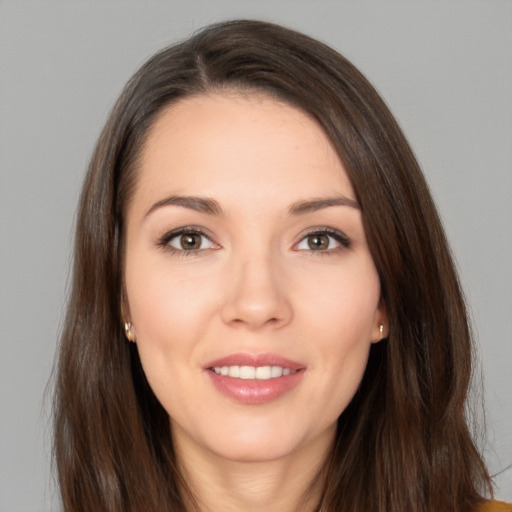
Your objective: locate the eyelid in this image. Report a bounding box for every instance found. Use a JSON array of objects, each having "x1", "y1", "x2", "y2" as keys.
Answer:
[
  {"x1": 156, "y1": 226, "x2": 220, "y2": 254},
  {"x1": 293, "y1": 227, "x2": 351, "y2": 252},
  {"x1": 156, "y1": 225, "x2": 351, "y2": 255}
]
